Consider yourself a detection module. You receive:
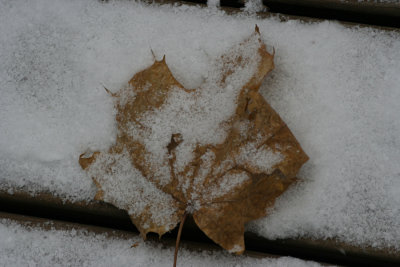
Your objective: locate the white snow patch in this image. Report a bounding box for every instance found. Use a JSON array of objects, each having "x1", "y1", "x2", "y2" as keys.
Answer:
[
  {"x1": 208, "y1": 0, "x2": 220, "y2": 8},
  {"x1": 243, "y1": 0, "x2": 265, "y2": 13},
  {"x1": 87, "y1": 149, "x2": 178, "y2": 230},
  {"x1": 207, "y1": 171, "x2": 251, "y2": 201},
  {"x1": 229, "y1": 244, "x2": 244, "y2": 253},
  {"x1": 236, "y1": 142, "x2": 284, "y2": 174},
  {"x1": 133, "y1": 31, "x2": 261, "y2": 174}
]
